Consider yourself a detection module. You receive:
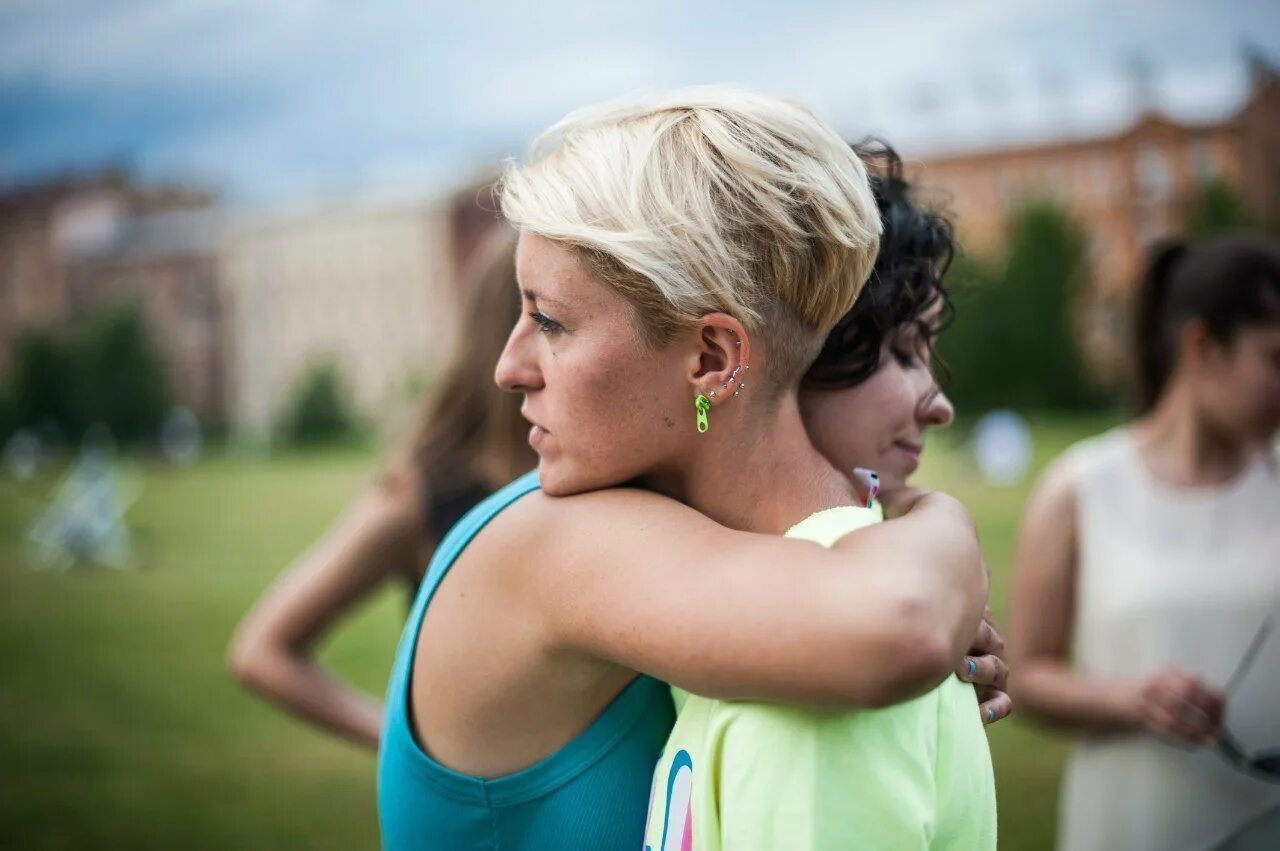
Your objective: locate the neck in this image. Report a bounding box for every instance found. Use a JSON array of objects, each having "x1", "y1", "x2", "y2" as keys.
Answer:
[
  {"x1": 641, "y1": 392, "x2": 855, "y2": 534},
  {"x1": 1134, "y1": 381, "x2": 1250, "y2": 486}
]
